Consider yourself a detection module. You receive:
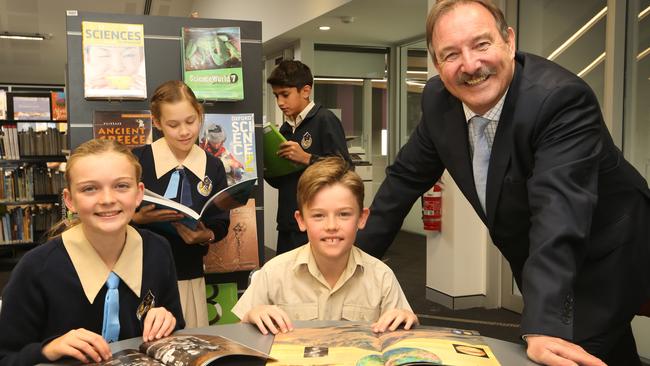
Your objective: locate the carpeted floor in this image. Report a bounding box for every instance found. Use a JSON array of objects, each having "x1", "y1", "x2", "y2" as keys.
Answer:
[{"x1": 381, "y1": 231, "x2": 524, "y2": 345}]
